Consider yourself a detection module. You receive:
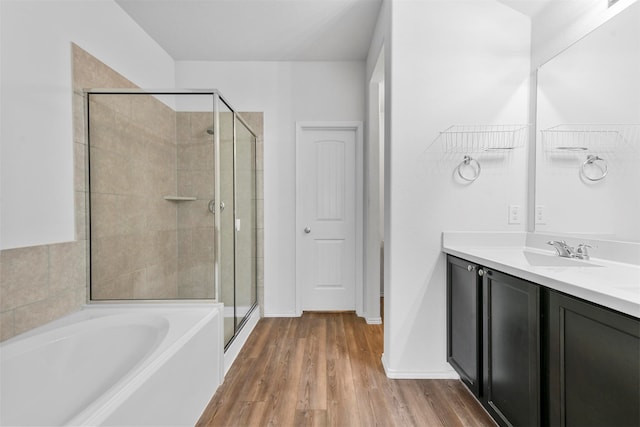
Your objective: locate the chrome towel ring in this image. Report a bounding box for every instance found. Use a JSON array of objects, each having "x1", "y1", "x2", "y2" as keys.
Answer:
[
  {"x1": 457, "y1": 155, "x2": 481, "y2": 182},
  {"x1": 581, "y1": 155, "x2": 608, "y2": 182}
]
